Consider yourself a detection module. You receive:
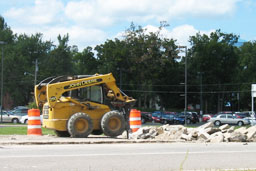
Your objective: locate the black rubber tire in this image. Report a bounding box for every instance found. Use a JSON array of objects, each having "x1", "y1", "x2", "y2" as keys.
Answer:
[
  {"x1": 67, "y1": 112, "x2": 93, "y2": 138},
  {"x1": 101, "y1": 111, "x2": 125, "y2": 137},
  {"x1": 54, "y1": 130, "x2": 70, "y2": 137},
  {"x1": 186, "y1": 119, "x2": 191, "y2": 124},
  {"x1": 214, "y1": 120, "x2": 221, "y2": 126},
  {"x1": 24, "y1": 119, "x2": 28, "y2": 124},
  {"x1": 12, "y1": 118, "x2": 19, "y2": 124},
  {"x1": 237, "y1": 121, "x2": 244, "y2": 126}
]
